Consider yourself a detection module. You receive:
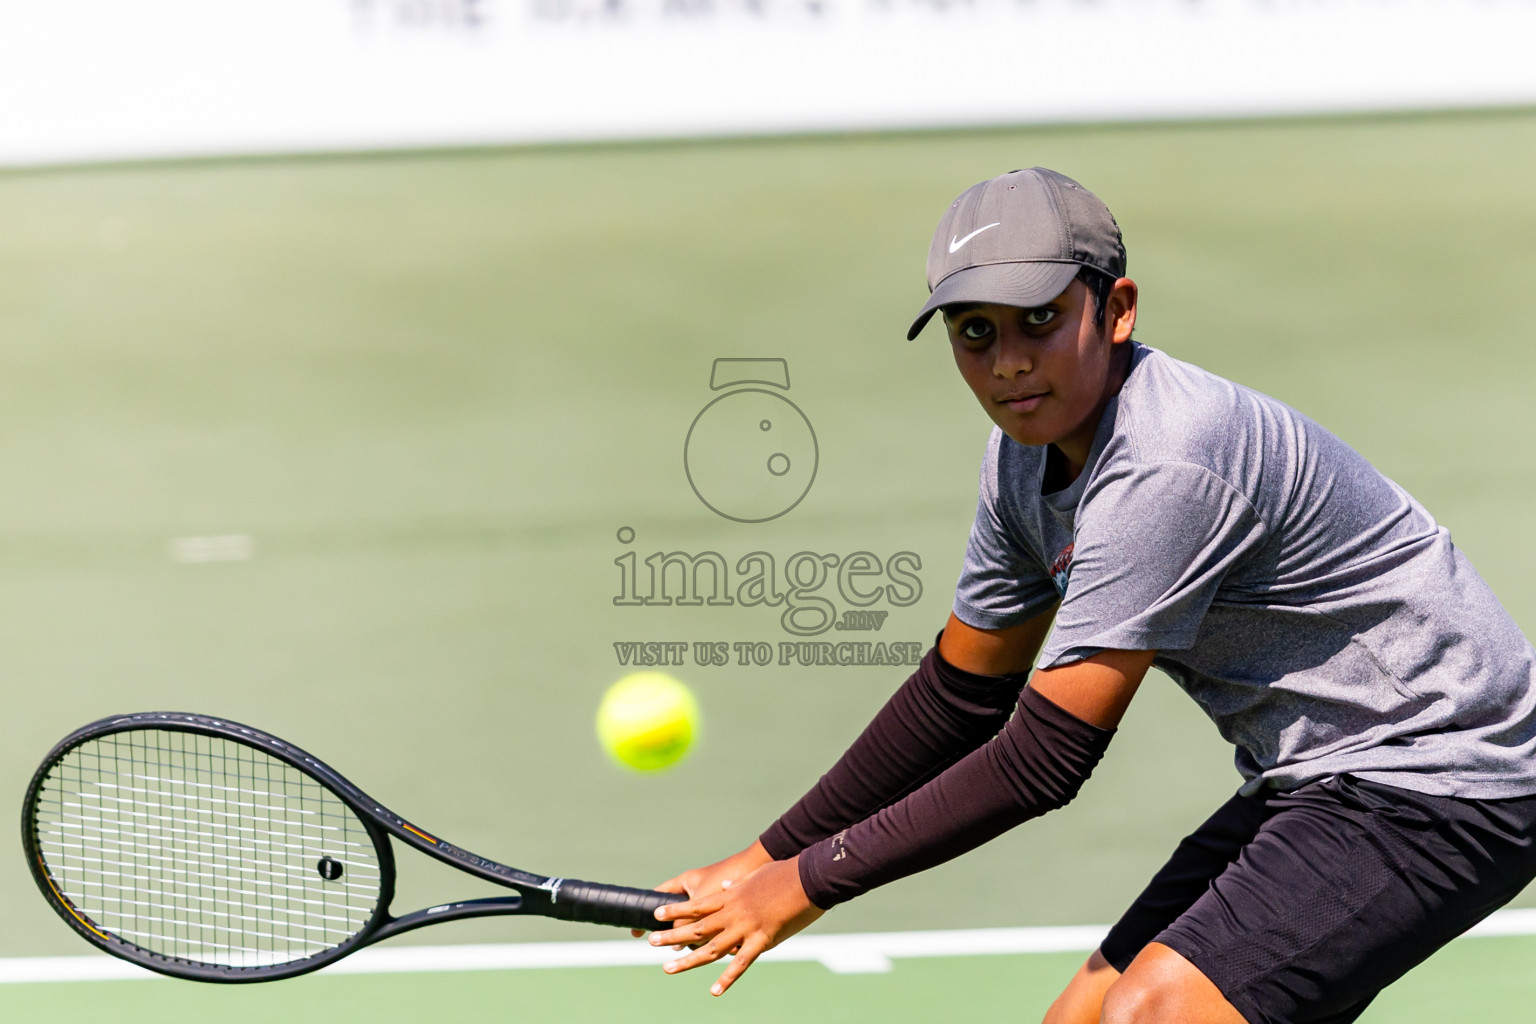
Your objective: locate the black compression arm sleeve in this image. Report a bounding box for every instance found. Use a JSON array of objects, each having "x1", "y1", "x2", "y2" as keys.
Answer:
[
  {"x1": 758, "y1": 639, "x2": 1028, "y2": 860},
  {"x1": 796, "y1": 685, "x2": 1114, "y2": 909}
]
